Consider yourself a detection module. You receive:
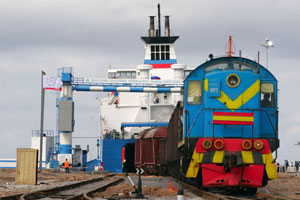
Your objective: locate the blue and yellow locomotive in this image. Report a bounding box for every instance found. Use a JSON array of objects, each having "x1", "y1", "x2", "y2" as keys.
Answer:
[{"x1": 181, "y1": 56, "x2": 279, "y2": 193}]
